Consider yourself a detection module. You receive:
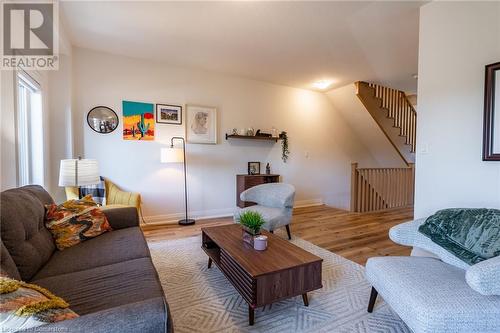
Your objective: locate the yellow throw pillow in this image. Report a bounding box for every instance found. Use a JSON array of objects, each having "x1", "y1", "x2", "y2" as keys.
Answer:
[
  {"x1": 45, "y1": 195, "x2": 112, "y2": 250},
  {"x1": 0, "y1": 276, "x2": 78, "y2": 331}
]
